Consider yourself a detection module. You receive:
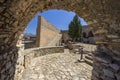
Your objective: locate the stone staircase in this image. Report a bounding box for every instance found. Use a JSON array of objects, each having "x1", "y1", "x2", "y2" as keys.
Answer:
[
  {"x1": 72, "y1": 43, "x2": 96, "y2": 66},
  {"x1": 85, "y1": 52, "x2": 93, "y2": 66}
]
